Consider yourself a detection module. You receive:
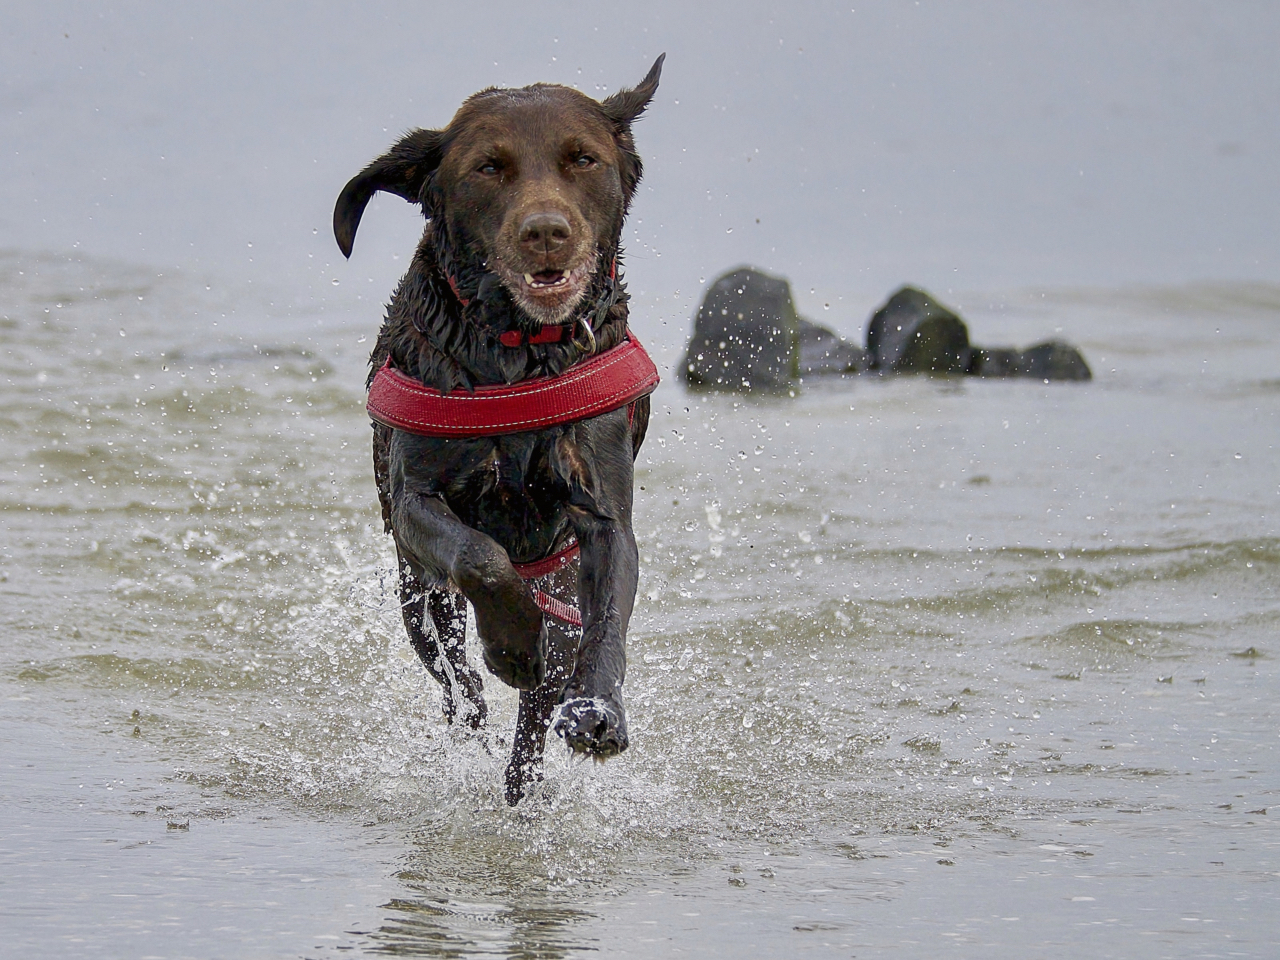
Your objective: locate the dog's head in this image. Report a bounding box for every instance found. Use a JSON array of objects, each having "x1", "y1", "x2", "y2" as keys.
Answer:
[{"x1": 336, "y1": 55, "x2": 663, "y2": 326}]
